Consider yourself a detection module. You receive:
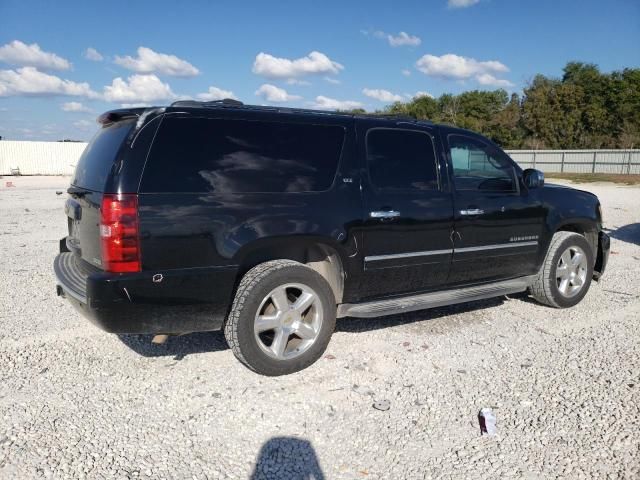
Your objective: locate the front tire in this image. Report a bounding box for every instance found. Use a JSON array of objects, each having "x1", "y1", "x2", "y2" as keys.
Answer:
[
  {"x1": 224, "y1": 260, "x2": 336, "y2": 376},
  {"x1": 530, "y1": 231, "x2": 594, "y2": 308}
]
